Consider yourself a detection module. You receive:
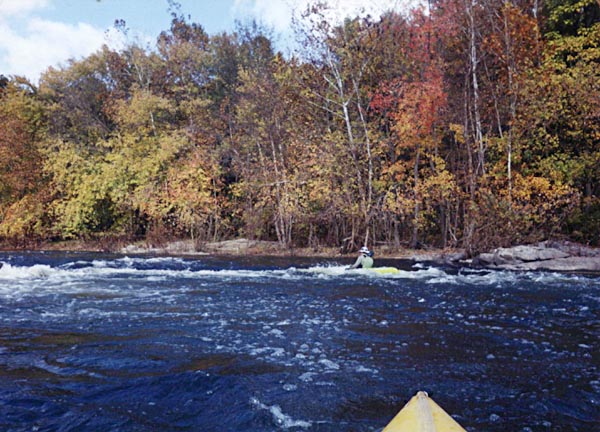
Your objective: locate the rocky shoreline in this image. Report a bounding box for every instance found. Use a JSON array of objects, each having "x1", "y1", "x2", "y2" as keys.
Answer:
[
  {"x1": 3, "y1": 237, "x2": 599, "y2": 273},
  {"x1": 120, "y1": 238, "x2": 468, "y2": 262},
  {"x1": 121, "y1": 238, "x2": 600, "y2": 273},
  {"x1": 86, "y1": 238, "x2": 600, "y2": 273},
  {"x1": 120, "y1": 238, "x2": 284, "y2": 256},
  {"x1": 471, "y1": 241, "x2": 600, "y2": 272}
]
